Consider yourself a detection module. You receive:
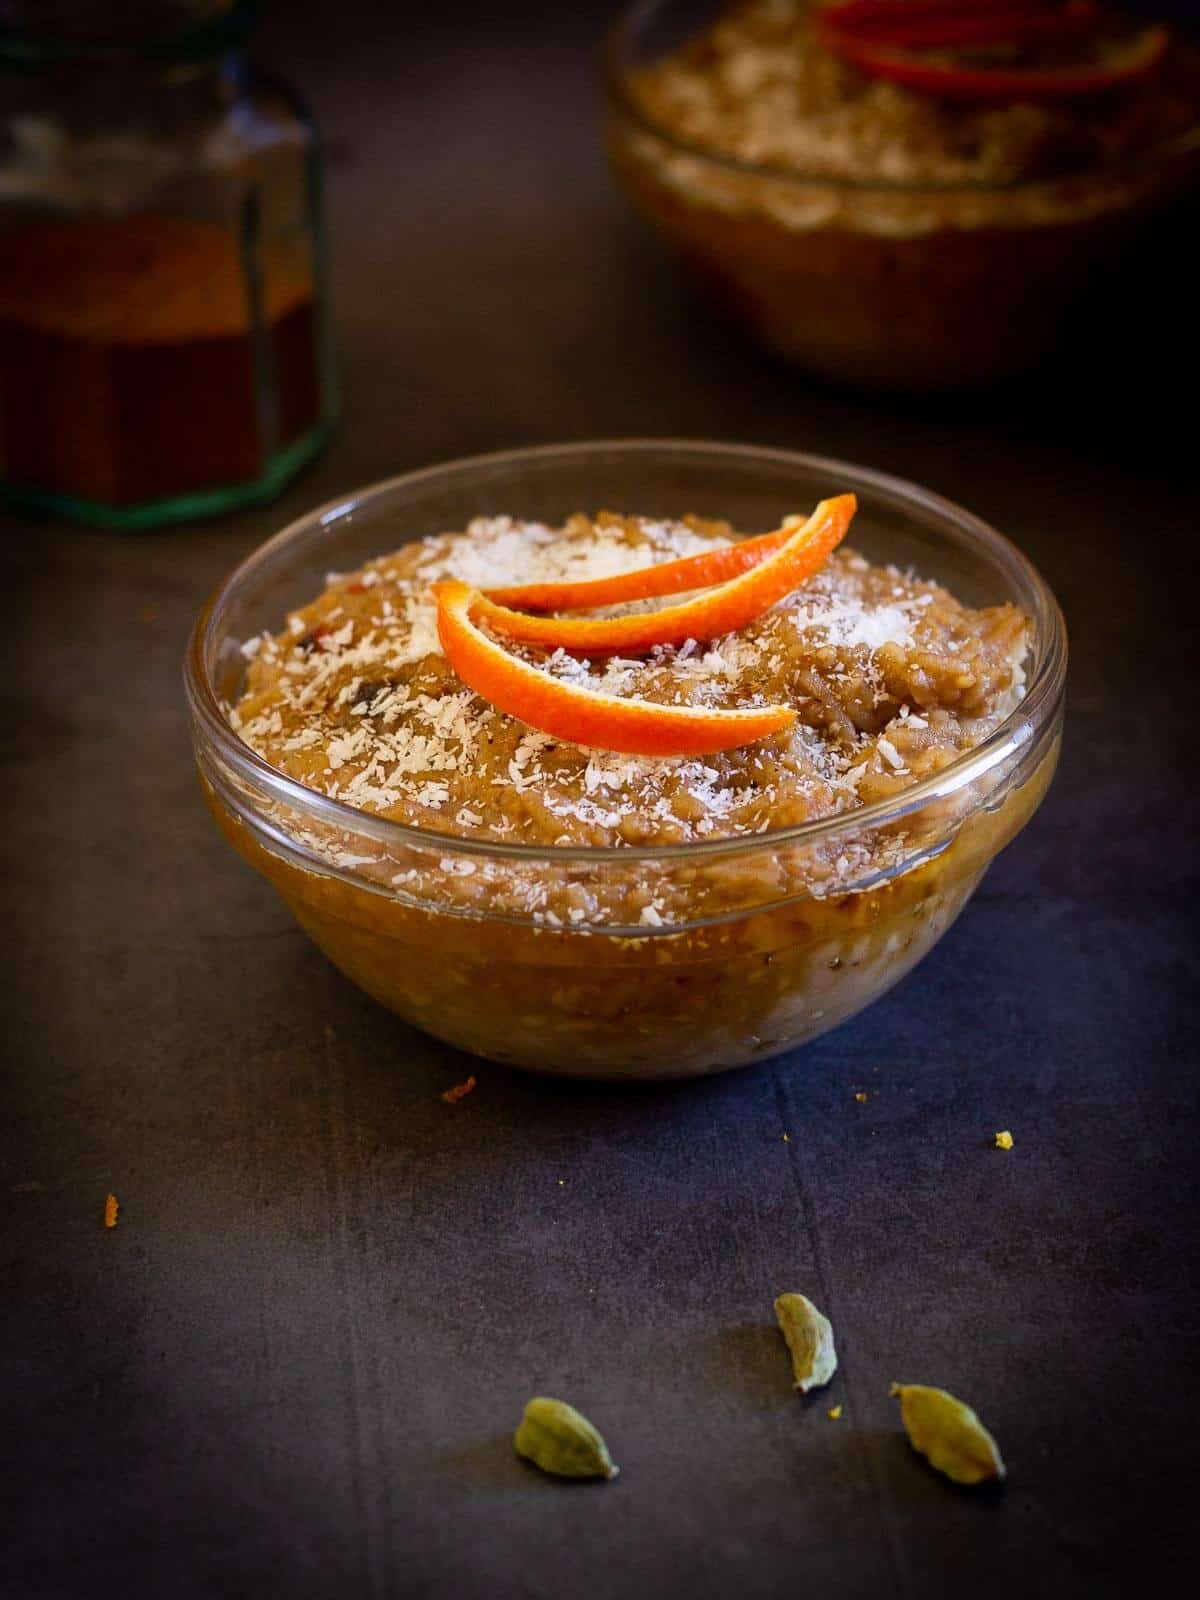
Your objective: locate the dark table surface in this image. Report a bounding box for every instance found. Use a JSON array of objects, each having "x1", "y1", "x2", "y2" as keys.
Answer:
[{"x1": 4, "y1": 5, "x2": 1197, "y2": 1597}]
